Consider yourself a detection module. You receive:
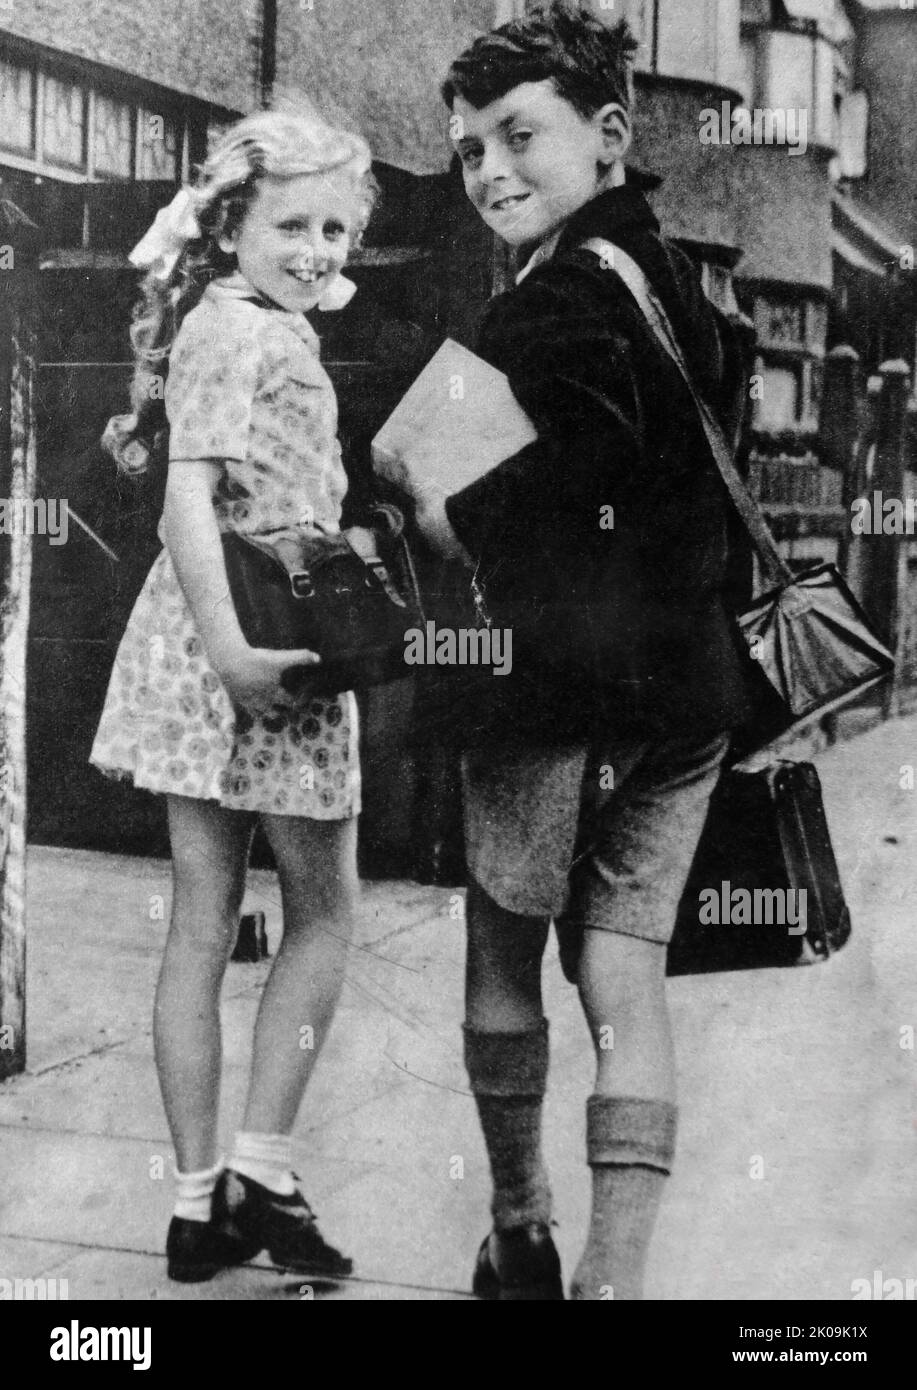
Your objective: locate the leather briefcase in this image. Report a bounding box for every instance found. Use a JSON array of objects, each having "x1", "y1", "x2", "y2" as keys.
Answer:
[
  {"x1": 666, "y1": 758, "x2": 851, "y2": 975},
  {"x1": 555, "y1": 758, "x2": 850, "y2": 980}
]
